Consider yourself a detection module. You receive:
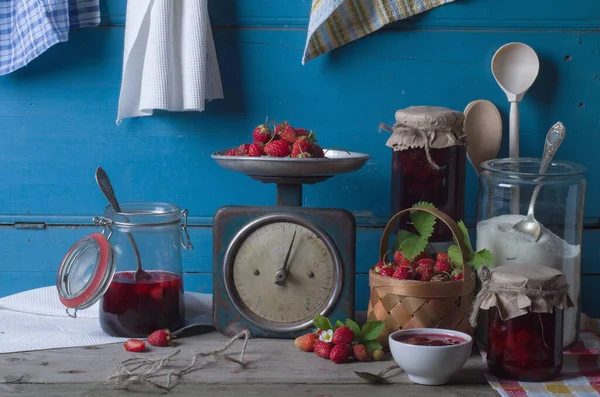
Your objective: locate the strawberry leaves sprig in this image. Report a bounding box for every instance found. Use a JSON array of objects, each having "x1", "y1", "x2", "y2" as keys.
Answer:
[
  {"x1": 447, "y1": 220, "x2": 494, "y2": 270},
  {"x1": 393, "y1": 201, "x2": 437, "y2": 260},
  {"x1": 313, "y1": 315, "x2": 385, "y2": 351}
]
